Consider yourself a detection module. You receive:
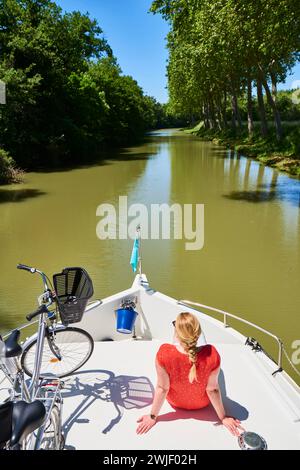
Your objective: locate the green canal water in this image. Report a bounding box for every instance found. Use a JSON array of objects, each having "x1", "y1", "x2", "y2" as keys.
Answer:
[{"x1": 0, "y1": 129, "x2": 299, "y2": 383}]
